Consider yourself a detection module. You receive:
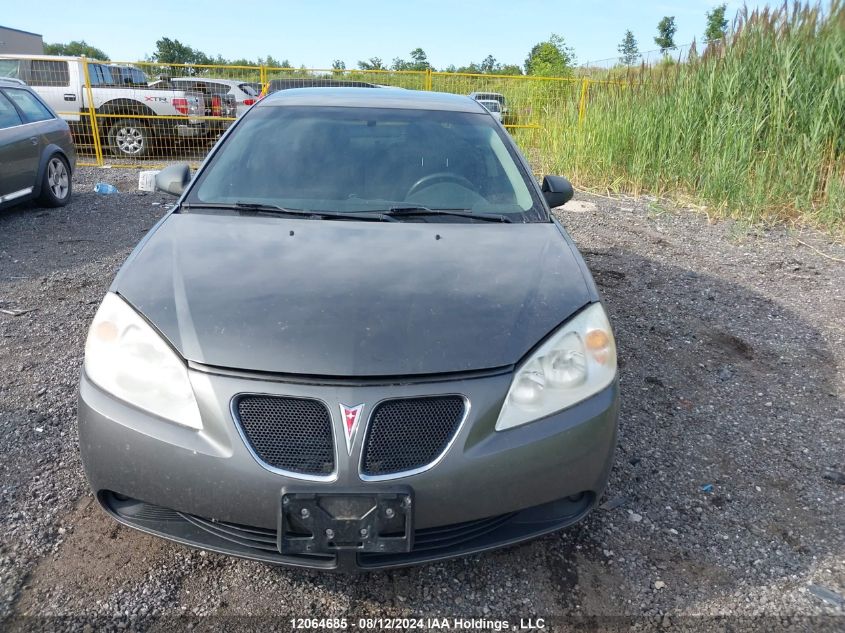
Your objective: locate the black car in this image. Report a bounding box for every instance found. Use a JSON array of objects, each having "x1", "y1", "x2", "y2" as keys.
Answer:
[{"x1": 0, "y1": 77, "x2": 76, "y2": 209}]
